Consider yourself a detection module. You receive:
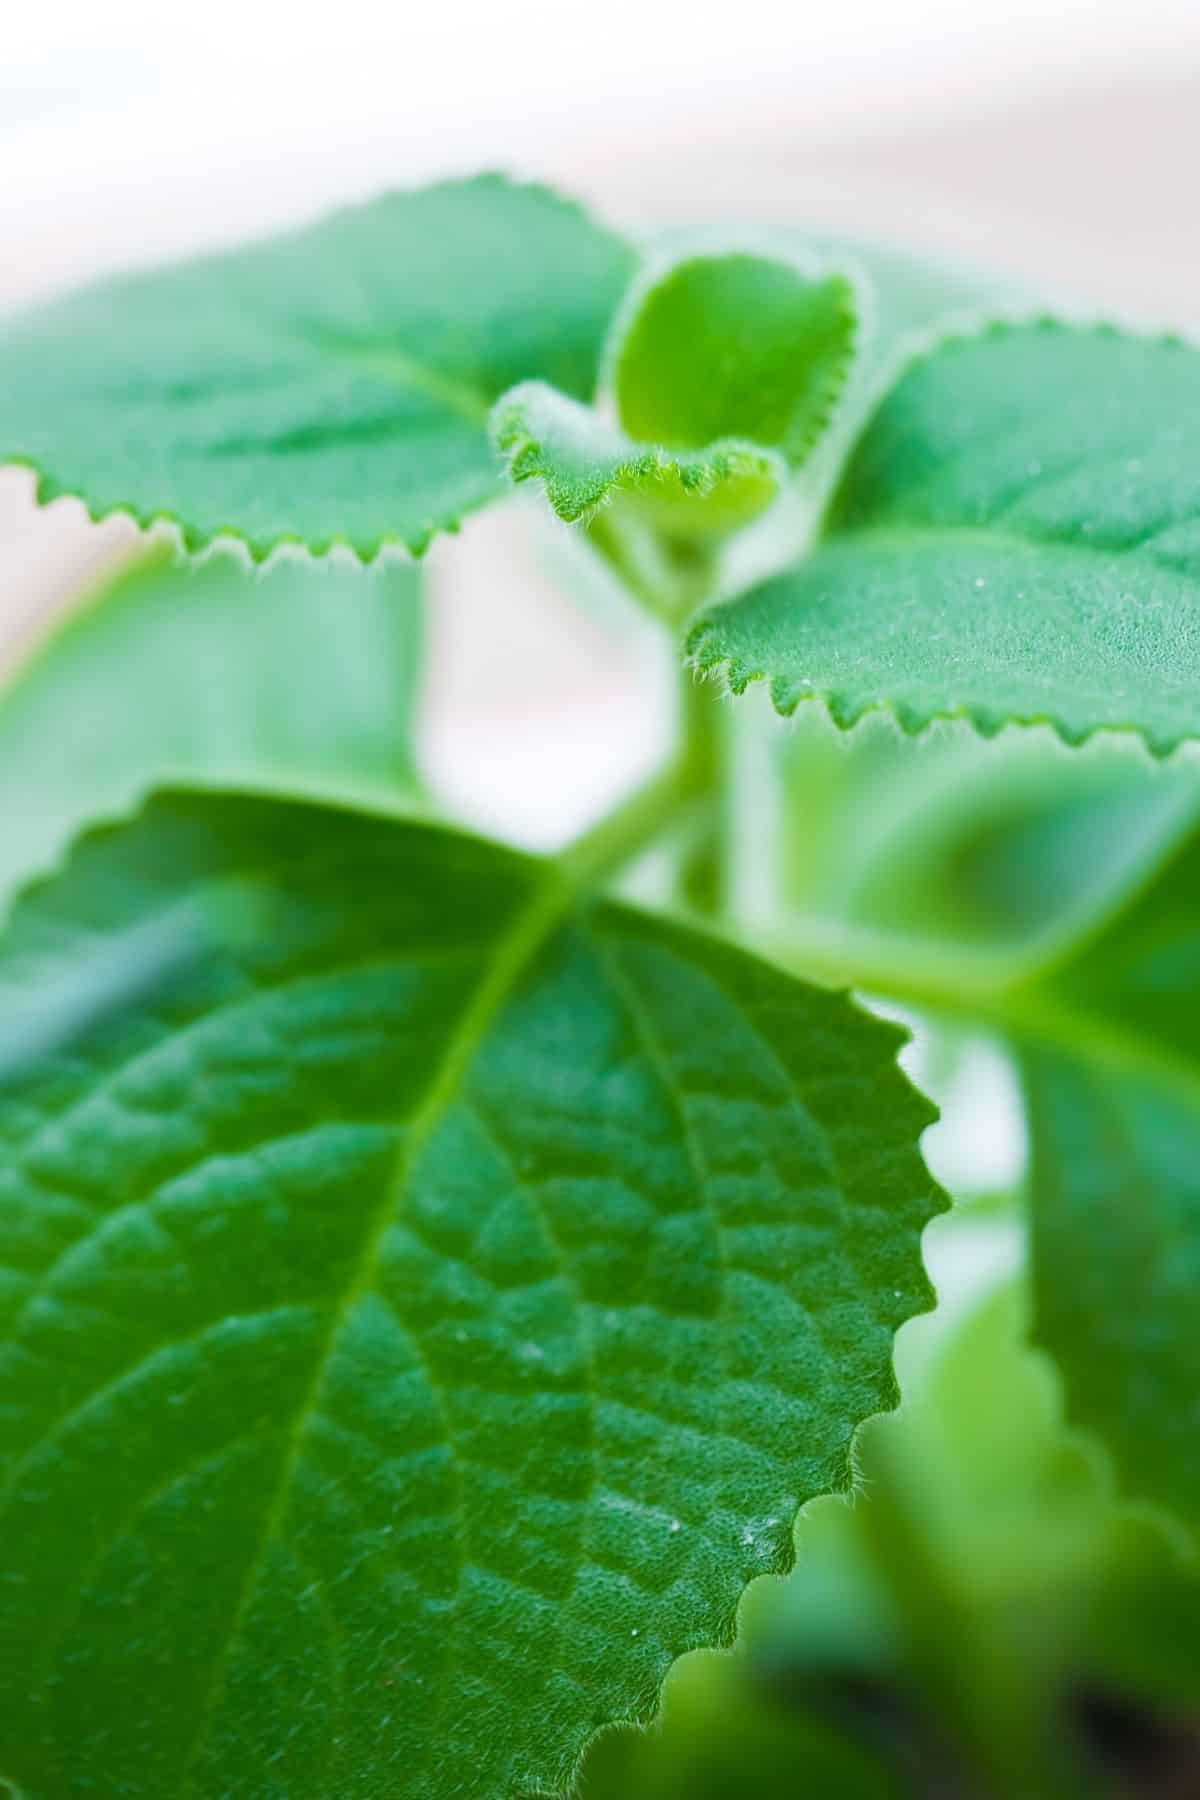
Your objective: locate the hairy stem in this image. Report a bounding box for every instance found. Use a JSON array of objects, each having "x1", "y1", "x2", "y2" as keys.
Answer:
[{"x1": 675, "y1": 671, "x2": 728, "y2": 918}]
